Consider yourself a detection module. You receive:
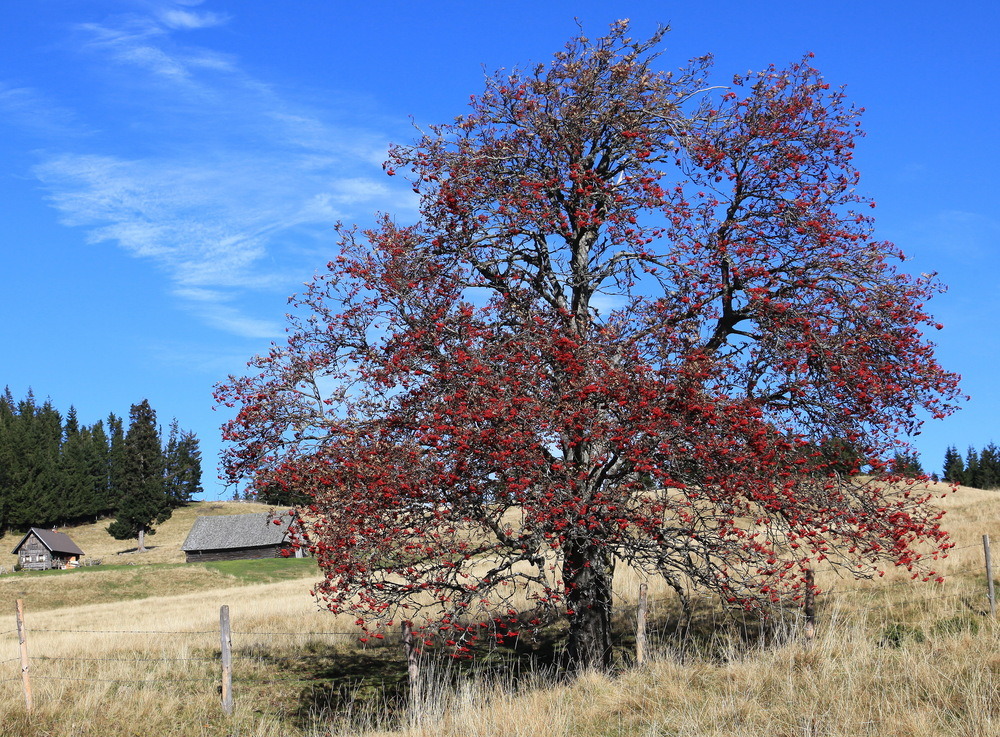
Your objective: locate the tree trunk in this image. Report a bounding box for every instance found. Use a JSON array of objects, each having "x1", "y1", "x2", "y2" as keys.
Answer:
[
  {"x1": 563, "y1": 539, "x2": 615, "y2": 671},
  {"x1": 137, "y1": 527, "x2": 146, "y2": 553}
]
